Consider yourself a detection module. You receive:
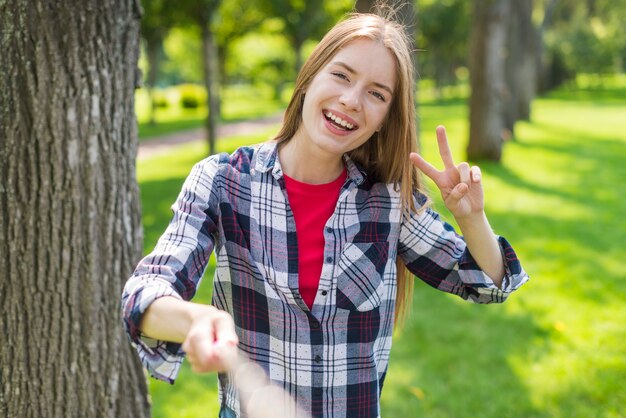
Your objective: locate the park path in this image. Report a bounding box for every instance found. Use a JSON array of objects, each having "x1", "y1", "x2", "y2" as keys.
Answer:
[{"x1": 137, "y1": 112, "x2": 284, "y2": 160}]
